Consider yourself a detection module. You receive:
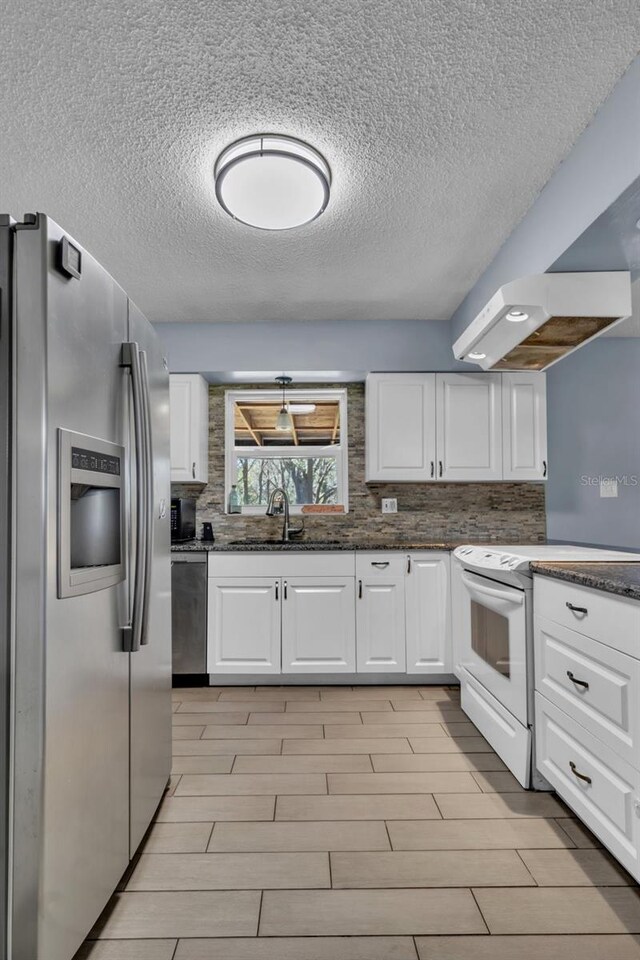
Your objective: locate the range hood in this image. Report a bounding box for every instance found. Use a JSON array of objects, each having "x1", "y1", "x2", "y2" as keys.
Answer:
[{"x1": 452, "y1": 271, "x2": 632, "y2": 371}]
